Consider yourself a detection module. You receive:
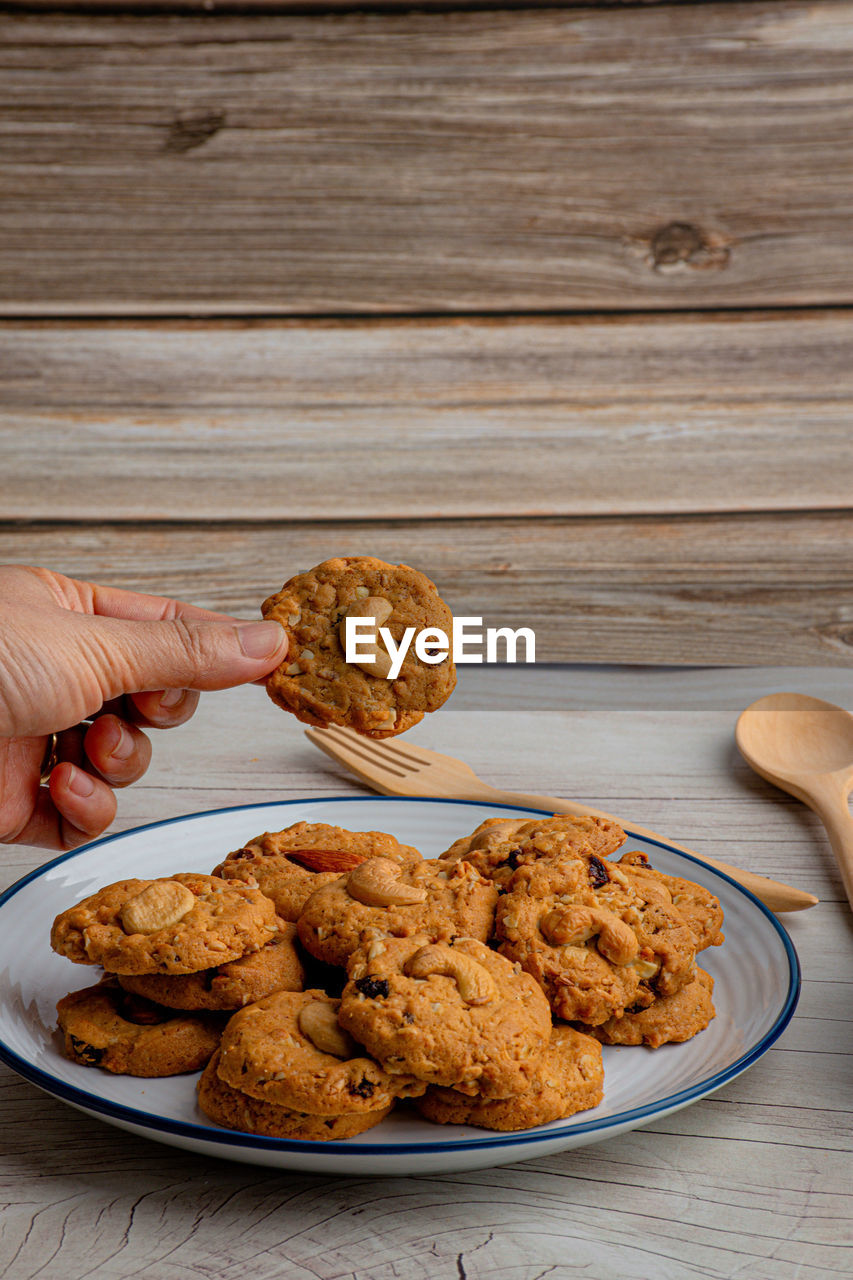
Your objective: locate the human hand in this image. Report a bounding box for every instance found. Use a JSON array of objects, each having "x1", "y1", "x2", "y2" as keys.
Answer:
[{"x1": 0, "y1": 566, "x2": 287, "y2": 850}]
